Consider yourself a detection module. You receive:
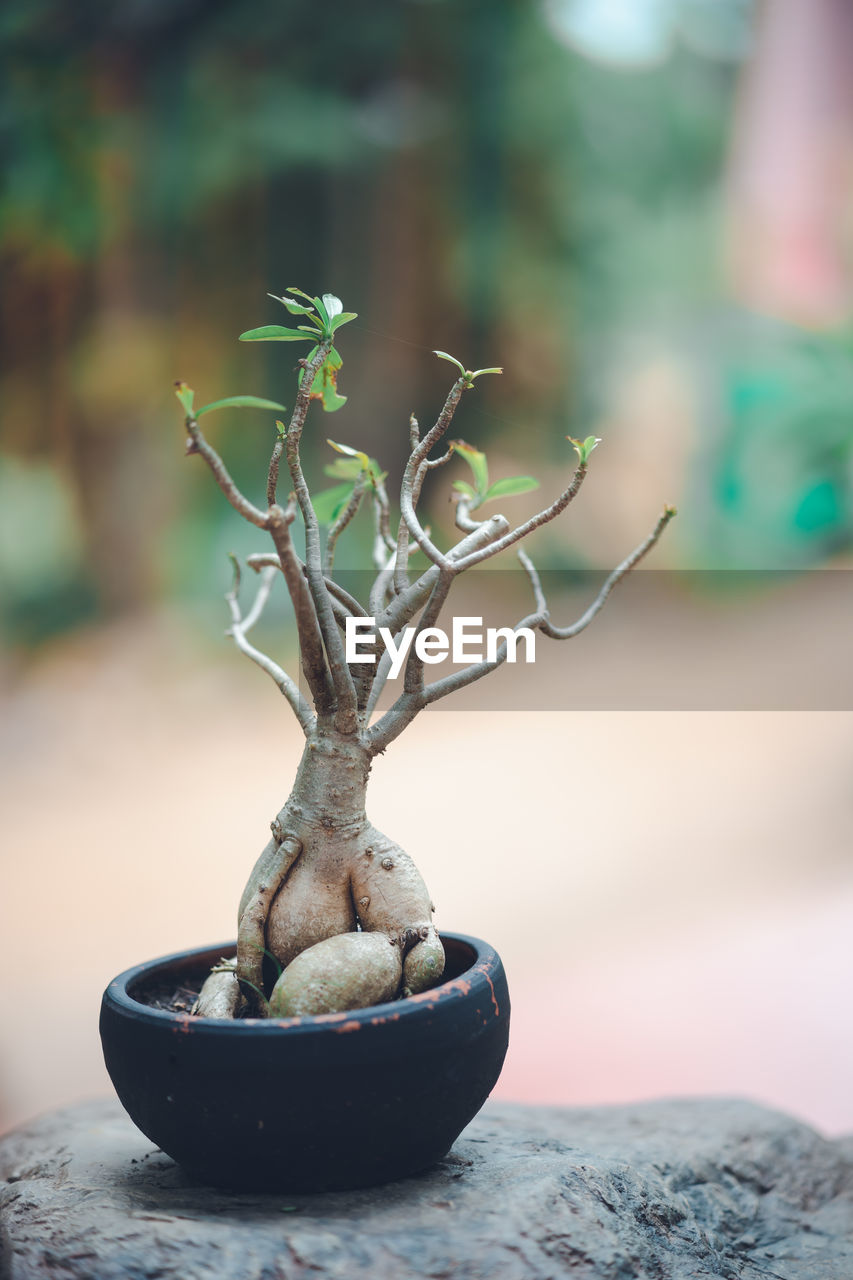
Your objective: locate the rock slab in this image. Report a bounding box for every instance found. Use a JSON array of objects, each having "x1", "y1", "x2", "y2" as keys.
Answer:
[{"x1": 1, "y1": 1097, "x2": 852, "y2": 1279}]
